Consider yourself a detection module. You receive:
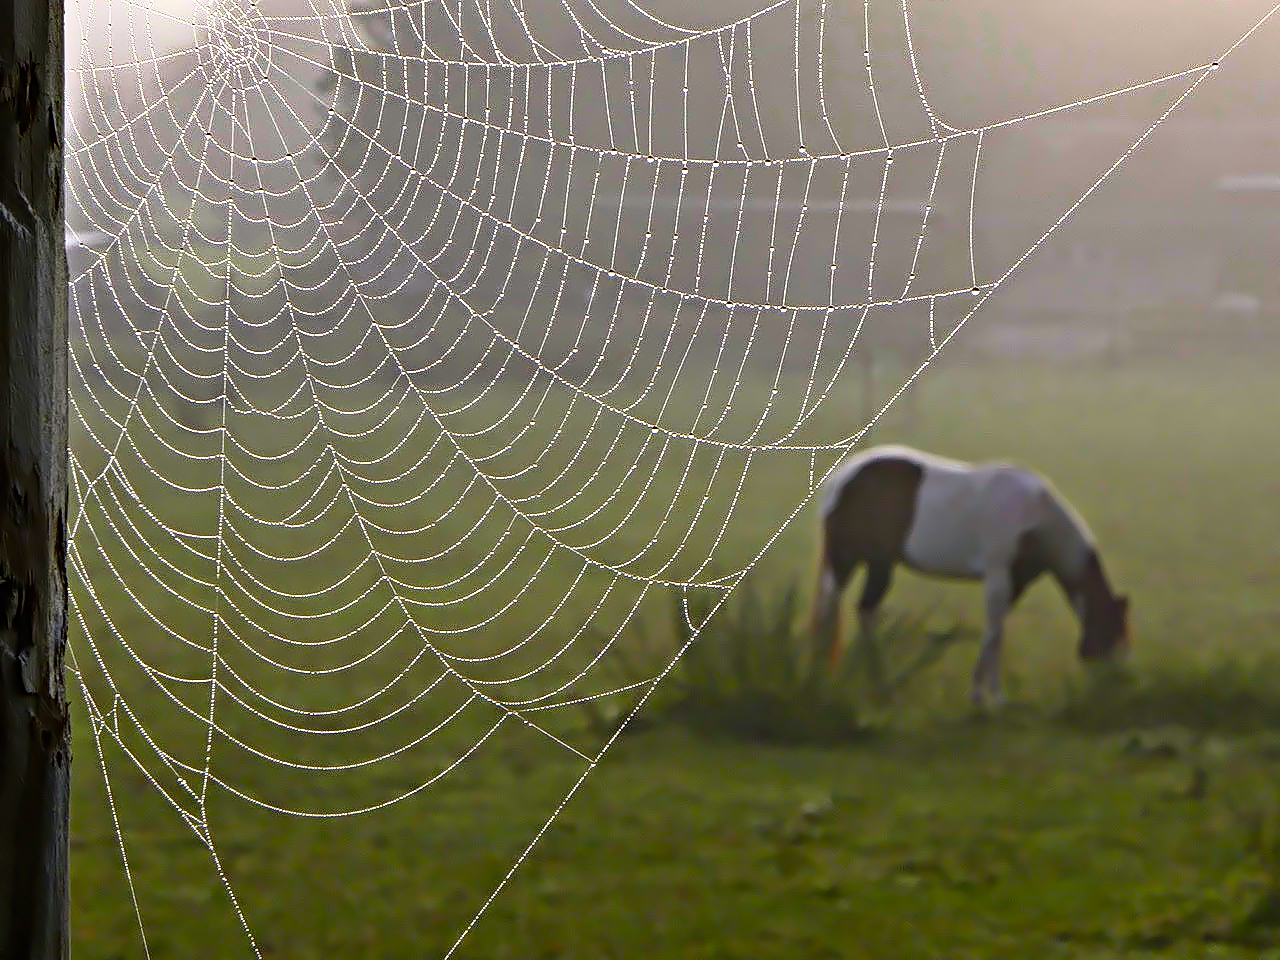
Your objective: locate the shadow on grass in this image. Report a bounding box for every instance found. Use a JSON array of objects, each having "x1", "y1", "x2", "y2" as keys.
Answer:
[{"x1": 1057, "y1": 656, "x2": 1280, "y2": 736}]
